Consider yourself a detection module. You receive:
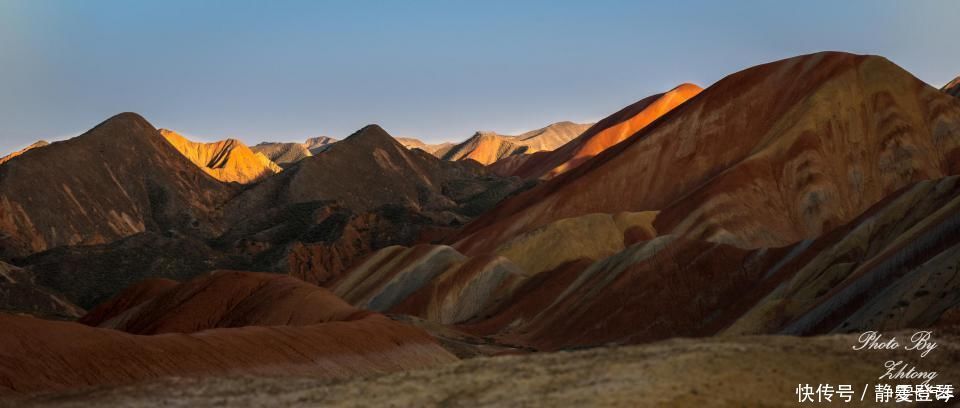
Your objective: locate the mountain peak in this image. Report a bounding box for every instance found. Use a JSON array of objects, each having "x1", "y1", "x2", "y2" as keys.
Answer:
[{"x1": 341, "y1": 124, "x2": 400, "y2": 148}]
